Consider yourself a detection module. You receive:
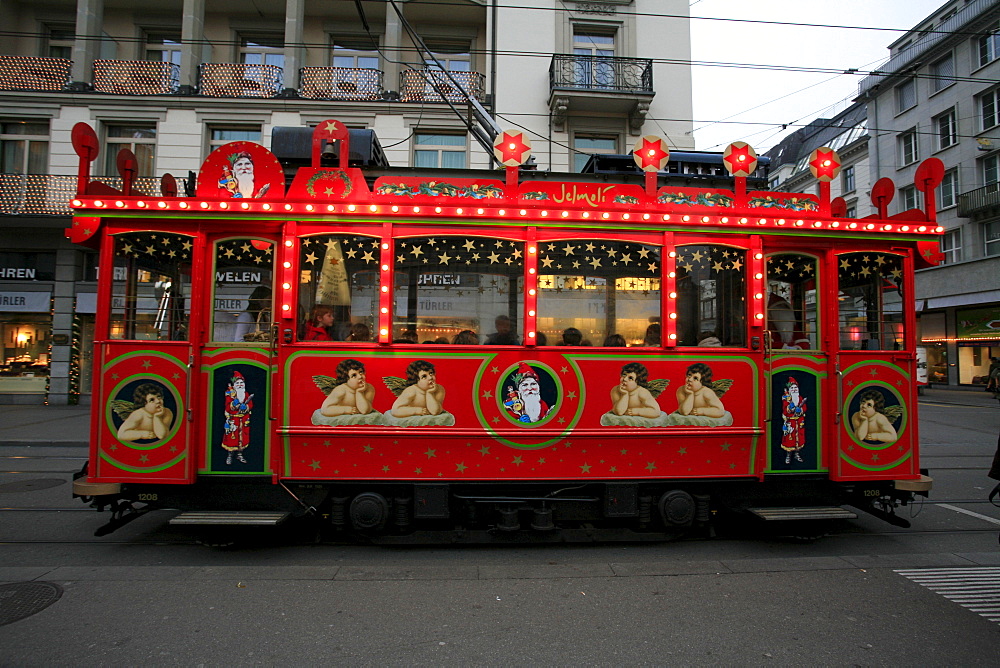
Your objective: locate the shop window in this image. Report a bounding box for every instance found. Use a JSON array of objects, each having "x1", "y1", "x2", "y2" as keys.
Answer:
[
  {"x1": 675, "y1": 245, "x2": 746, "y2": 347},
  {"x1": 1, "y1": 121, "x2": 49, "y2": 175},
  {"x1": 210, "y1": 238, "x2": 274, "y2": 343},
  {"x1": 109, "y1": 232, "x2": 192, "y2": 341},
  {"x1": 296, "y1": 234, "x2": 379, "y2": 342},
  {"x1": 536, "y1": 239, "x2": 660, "y2": 347},
  {"x1": 104, "y1": 124, "x2": 155, "y2": 177},
  {"x1": 837, "y1": 252, "x2": 905, "y2": 351},
  {"x1": 413, "y1": 133, "x2": 466, "y2": 169},
  {"x1": 392, "y1": 235, "x2": 523, "y2": 344},
  {"x1": 766, "y1": 253, "x2": 819, "y2": 350},
  {"x1": 0, "y1": 251, "x2": 55, "y2": 281},
  {"x1": 0, "y1": 314, "x2": 51, "y2": 394}
]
